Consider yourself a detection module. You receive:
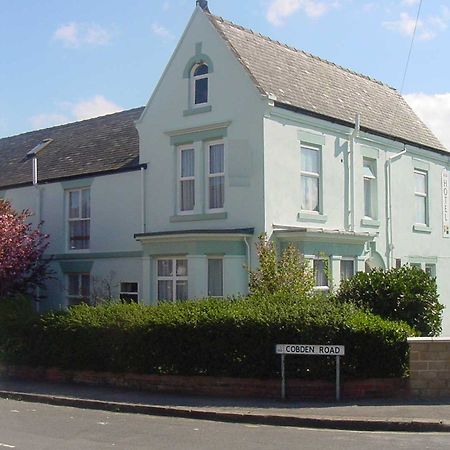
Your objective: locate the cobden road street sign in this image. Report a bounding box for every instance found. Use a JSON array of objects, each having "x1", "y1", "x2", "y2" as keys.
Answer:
[
  {"x1": 276, "y1": 344, "x2": 345, "y2": 356},
  {"x1": 275, "y1": 343, "x2": 345, "y2": 401}
]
